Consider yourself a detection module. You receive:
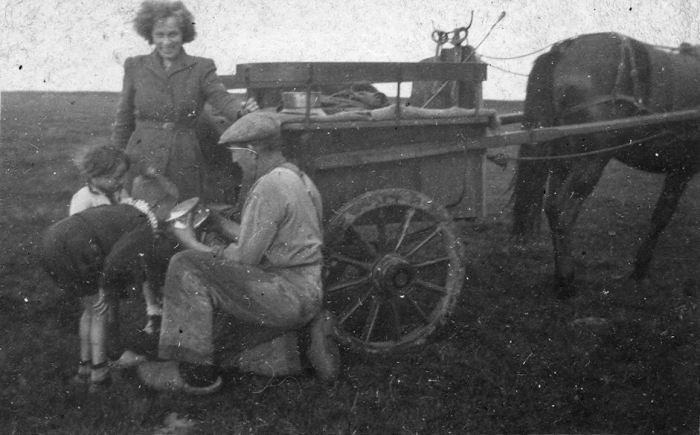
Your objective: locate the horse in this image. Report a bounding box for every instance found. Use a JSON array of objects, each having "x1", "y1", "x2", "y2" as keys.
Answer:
[{"x1": 511, "y1": 32, "x2": 700, "y2": 298}]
